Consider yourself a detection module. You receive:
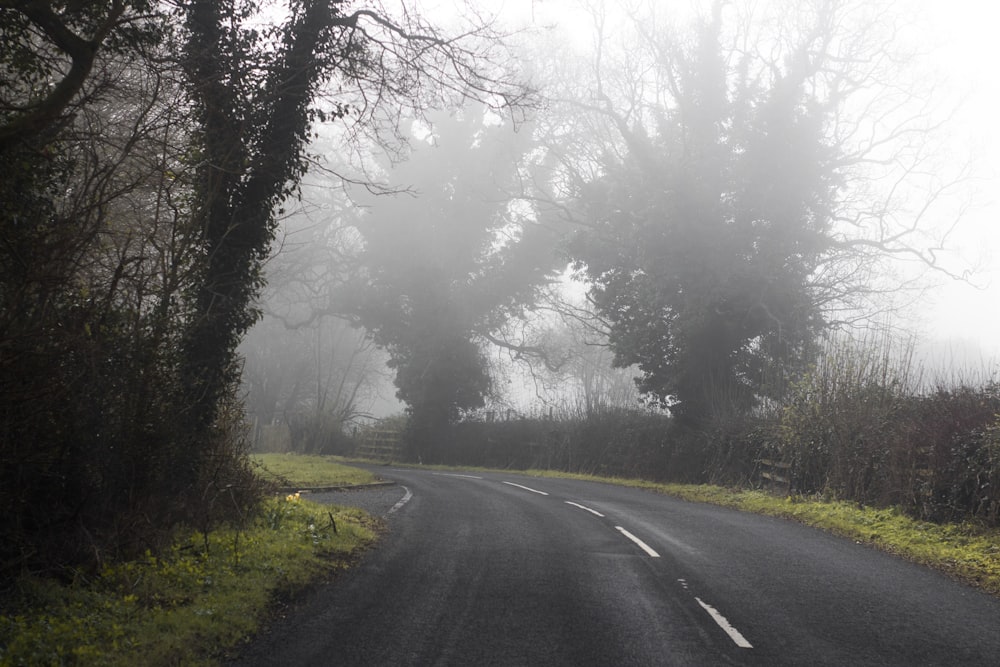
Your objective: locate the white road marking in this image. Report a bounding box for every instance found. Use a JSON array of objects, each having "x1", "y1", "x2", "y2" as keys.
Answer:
[
  {"x1": 565, "y1": 501, "x2": 605, "y2": 517},
  {"x1": 432, "y1": 473, "x2": 484, "y2": 479},
  {"x1": 502, "y1": 481, "x2": 549, "y2": 496},
  {"x1": 387, "y1": 485, "x2": 412, "y2": 515},
  {"x1": 615, "y1": 526, "x2": 660, "y2": 557},
  {"x1": 695, "y1": 597, "x2": 754, "y2": 649}
]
